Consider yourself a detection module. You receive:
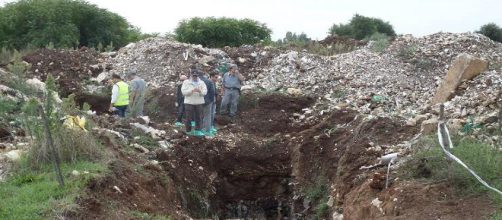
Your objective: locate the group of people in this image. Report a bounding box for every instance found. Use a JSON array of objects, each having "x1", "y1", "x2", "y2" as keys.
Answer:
[
  {"x1": 109, "y1": 71, "x2": 147, "y2": 118},
  {"x1": 175, "y1": 64, "x2": 245, "y2": 137},
  {"x1": 107, "y1": 63, "x2": 244, "y2": 138}
]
